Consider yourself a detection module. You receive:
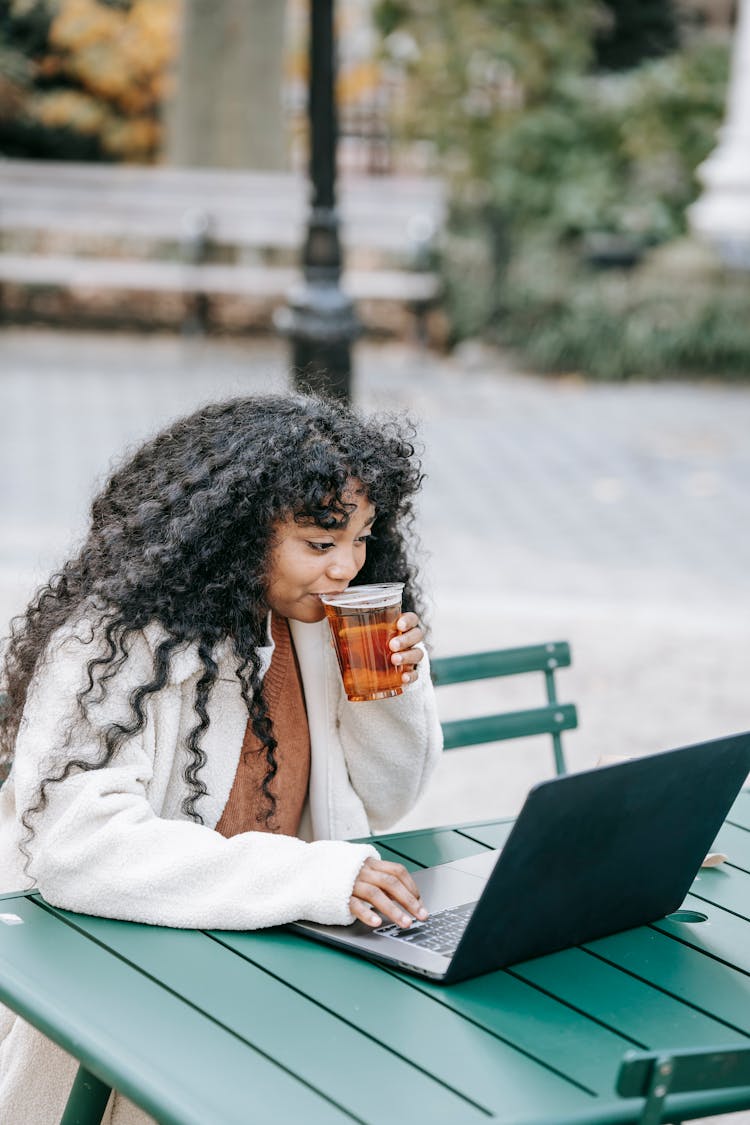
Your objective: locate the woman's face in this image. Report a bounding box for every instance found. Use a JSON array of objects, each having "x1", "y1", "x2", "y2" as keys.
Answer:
[{"x1": 265, "y1": 482, "x2": 376, "y2": 623}]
